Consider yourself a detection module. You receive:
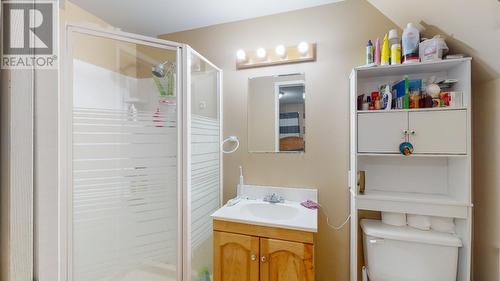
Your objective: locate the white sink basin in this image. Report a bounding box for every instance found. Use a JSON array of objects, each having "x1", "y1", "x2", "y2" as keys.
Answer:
[
  {"x1": 211, "y1": 198, "x2": 317, "y2": 232},
  {"x1": 240, "y1": 202, "x2": 300, "y2": 221}
]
